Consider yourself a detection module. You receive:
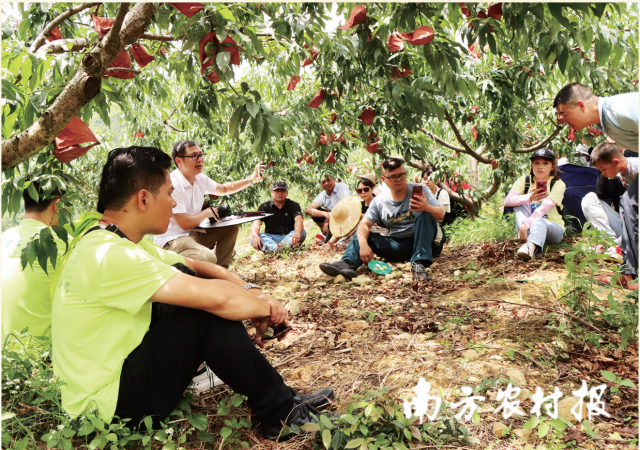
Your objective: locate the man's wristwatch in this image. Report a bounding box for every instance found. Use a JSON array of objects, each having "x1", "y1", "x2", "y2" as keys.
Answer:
[{"x1": 243, "y1": 283, "x2": 261, "y2": 290}]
